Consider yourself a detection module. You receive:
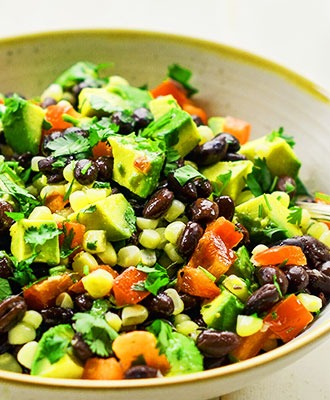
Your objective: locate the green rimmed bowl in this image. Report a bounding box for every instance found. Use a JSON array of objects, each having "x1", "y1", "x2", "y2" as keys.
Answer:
[{"x1": 0, "y1": 29, "x2": 329, "y2": 400}]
